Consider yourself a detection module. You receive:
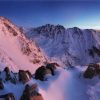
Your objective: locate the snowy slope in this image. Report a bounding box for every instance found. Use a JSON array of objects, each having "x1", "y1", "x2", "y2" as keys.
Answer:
[
  {"x1": 0, "y1": 17, "x2": 46, "y2": 73},
  {"x1": 26, "y1": 24, "x2": 100, "y2": 67},
  {"x1": 27, "y1": 66, "x2": 100, "y2": 100}
]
